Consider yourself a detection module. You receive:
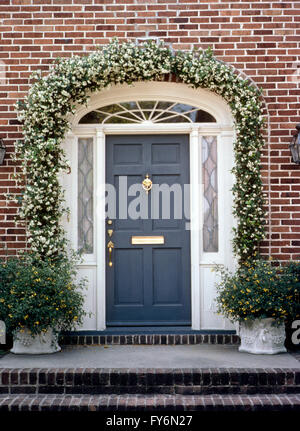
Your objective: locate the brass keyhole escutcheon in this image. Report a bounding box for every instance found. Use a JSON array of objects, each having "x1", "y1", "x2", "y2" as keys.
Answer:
[{"x1": 142, "y1": 174, "x2": 152, "y2": 194}]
